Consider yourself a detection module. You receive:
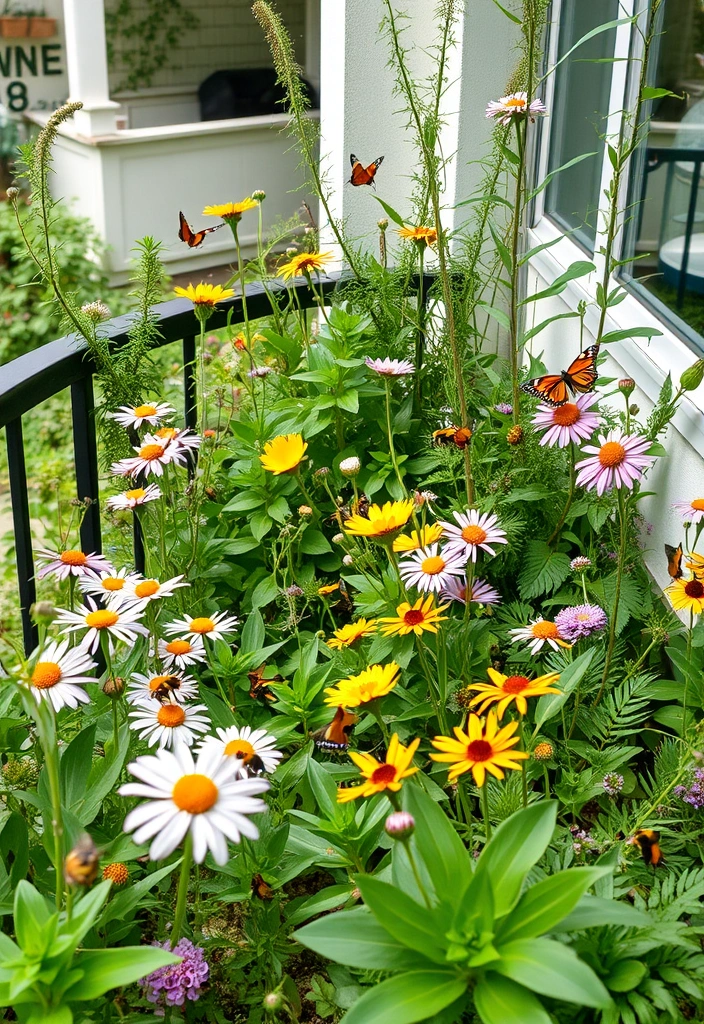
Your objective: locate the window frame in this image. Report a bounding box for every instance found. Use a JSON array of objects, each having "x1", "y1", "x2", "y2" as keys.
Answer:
[{"x1": 529, "y1": 0, "x2": 704, "y2": 450}]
